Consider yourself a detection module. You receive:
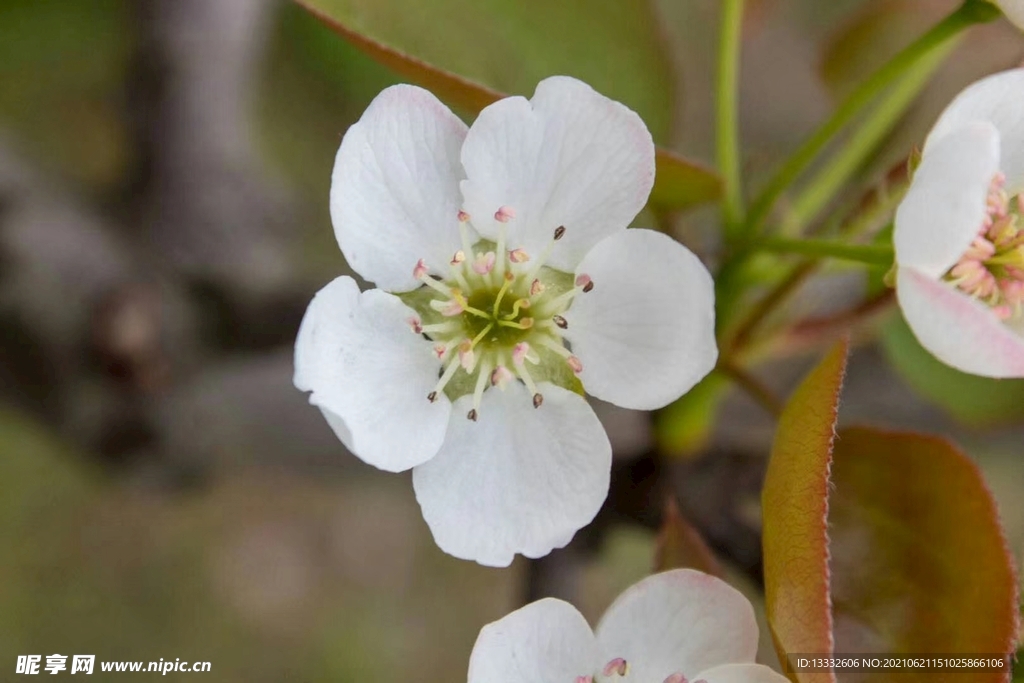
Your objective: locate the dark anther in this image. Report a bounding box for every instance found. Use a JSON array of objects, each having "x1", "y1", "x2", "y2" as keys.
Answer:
[
  {"x1": 582, "y1": 281, "x2": 594, "y2": 293},
  {"x1": 552, "y1": 315, "x2": 568, "y2": 329},
  {"x1": 553, "y1": 226, "x2": 566, "y2": 240},
  {"x1": 427, "y1": 391, "x2": 437, "y2": 403},
  {"x1": 532, "y1": 393, "x2": 544, "y2": 408},
  {"x1": 467, "y1": 408, "x2": 478, "y2": 421}
]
